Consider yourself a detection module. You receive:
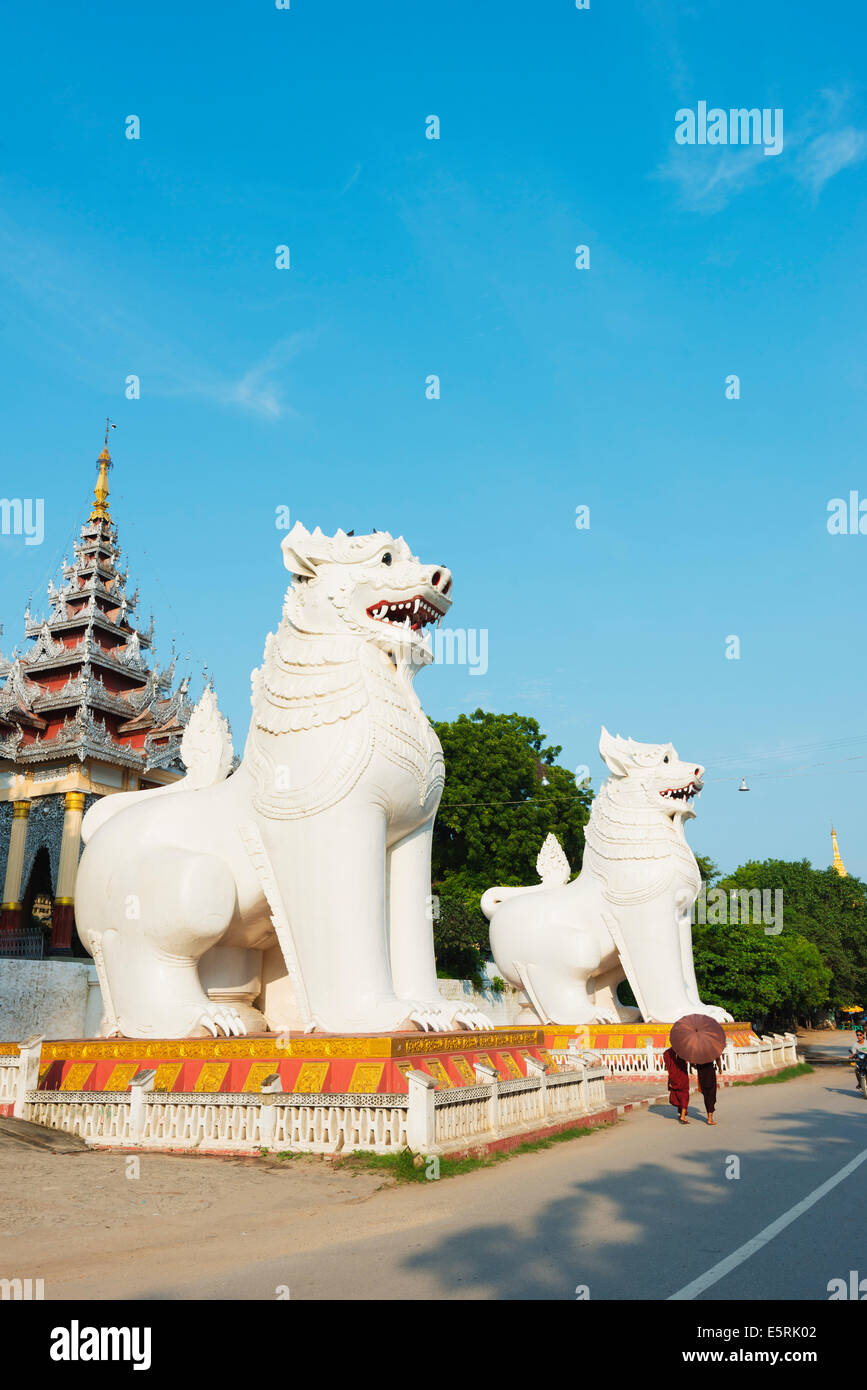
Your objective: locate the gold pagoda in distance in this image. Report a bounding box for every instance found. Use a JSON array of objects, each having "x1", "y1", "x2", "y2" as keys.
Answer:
[
  {"x1": 831, "y1": 825, "x2": 848, "y2": 878},
  {"x1": 0, "y1": 429, "x2": 193, "y2": 955}
]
